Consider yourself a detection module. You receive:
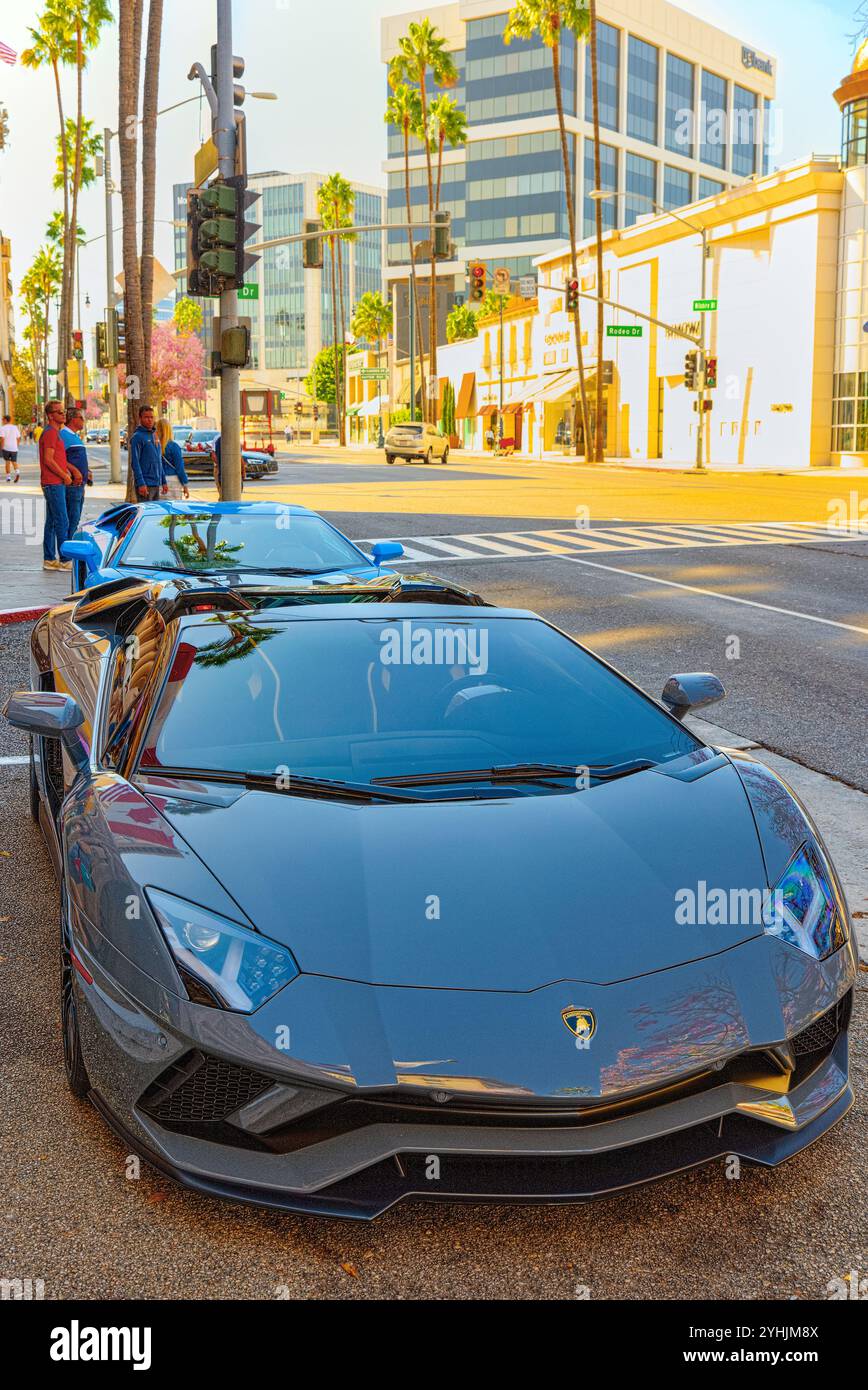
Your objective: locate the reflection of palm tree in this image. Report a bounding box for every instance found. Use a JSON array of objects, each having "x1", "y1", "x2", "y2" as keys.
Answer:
[
  {"x1": 159, "y1": 515, "x2": 244, "y2": 570},
  {"x1": 194, "y1": 619, "x2": 281, "y2": 668}
]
